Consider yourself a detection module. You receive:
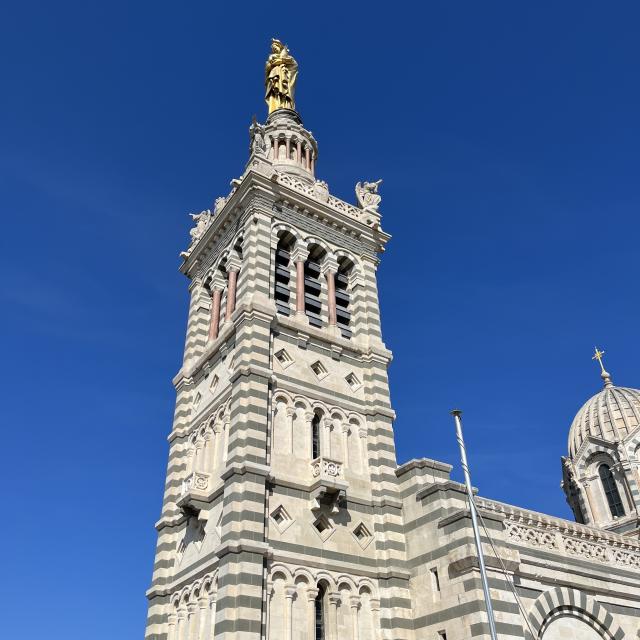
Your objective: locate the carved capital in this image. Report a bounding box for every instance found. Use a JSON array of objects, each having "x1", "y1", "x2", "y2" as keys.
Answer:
[
  {"x1": 306, "y1": 587, "x2": 319, "y2": 602},
  {"x1": 290, "y1": 244, "x2": 309, "y2": 263},
  {"x1": 349, "y1": 595, "x2": 361, "y2": 610},
  {"x1": 321, "y1": 254, "x2": 339, "y2": 276},
  {"x1": 284, "y1": 585, "x2": 297, "y2": 600}
]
